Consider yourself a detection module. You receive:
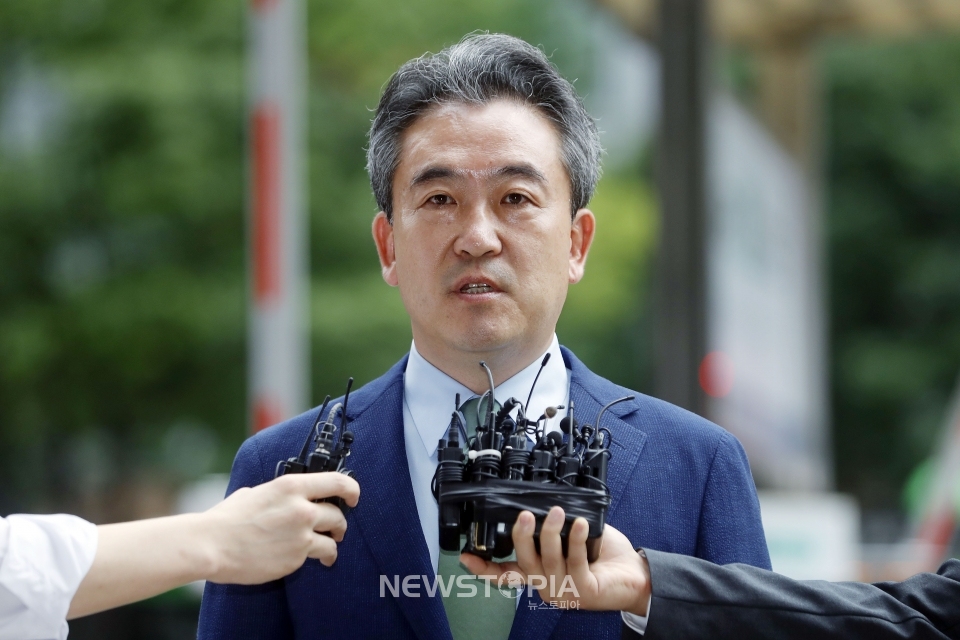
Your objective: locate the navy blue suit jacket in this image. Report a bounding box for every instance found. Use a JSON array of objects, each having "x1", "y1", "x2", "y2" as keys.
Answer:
[{"x1": 198, "y1": 347, "x2": 770, "y2": 639}]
